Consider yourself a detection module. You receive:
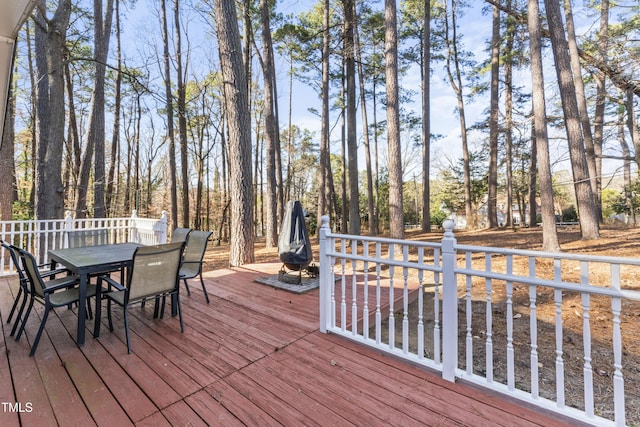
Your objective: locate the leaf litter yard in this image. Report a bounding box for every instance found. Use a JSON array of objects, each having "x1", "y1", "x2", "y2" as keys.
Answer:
[
  {"x1": 202, "y1": 226, "x2": 640, "y2": 424},
  {"x1": 372, "y1": 225, "x2": 640, "y2": 425}
]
